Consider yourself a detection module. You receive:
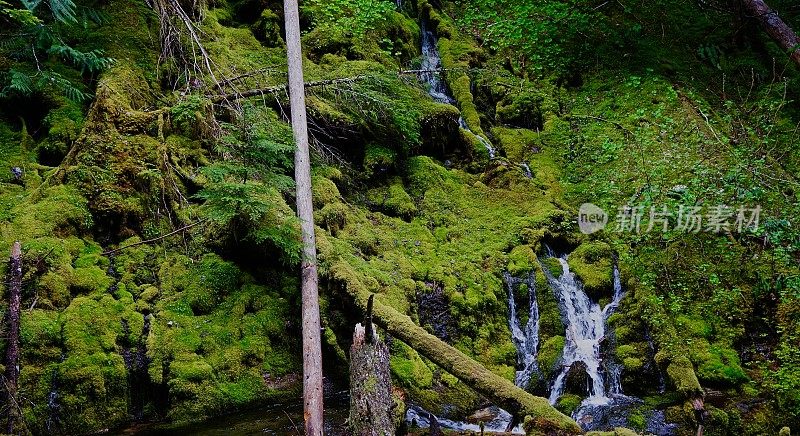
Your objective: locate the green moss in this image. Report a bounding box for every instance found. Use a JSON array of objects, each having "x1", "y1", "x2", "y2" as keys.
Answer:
[
  {"x1": 541, "y1": 257, "x2": 564, "y2": 278},
  {"x1": 584, "y1": 428, "x2": 640, "y2": 436},
  {"x1": 665, "y1": 356, "x2": 704, "y2": 397},
  {"x1": 312, "y1": 175, "x2": 341, "y2": 207},
  {"x1": 404, "y1": 156, "x2": 459, "y2": 198},
  {"x1": 492, "y1": 127, "x2": 540, "y2": 162},
  {"x1": 568, "y1": 241, "x2": 613, "y2": 299},
  {"x1": 689, "y1": 339, "x2": 748, "y2": 387},
  {"x1": 171, "y1": 354, "x2": 214, "y2": 382},
  {"x1": 160, "y1": 254, "x2": 241, "y2": 315},
  {"x1": 627, "y1": 409, "x2": 646, "y2": 430},
  {"x1": 251, "y1": 8, "x2": 283, "y2": 47},
  {"x1": 537, "y1": 335, "x2": 565, "y2": 380},
  {"x1": 391, "y1": 343, "x2": 434, "y2": 389},
  {"x1": 676, "y1": 315, "x2": 713, "y2": 339},
  {"x1": 363, "y1": 143, "x2": 398, "y2": 178},
  {"x1": 508, "y1": 245, "x2": 537, "y2": 276},
  {"x1": 366, "y1": 177, "x2": 417, "y2": 219},
  {"x1": 555, "y1": 393, "x2": 582, "y2": 415}
]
